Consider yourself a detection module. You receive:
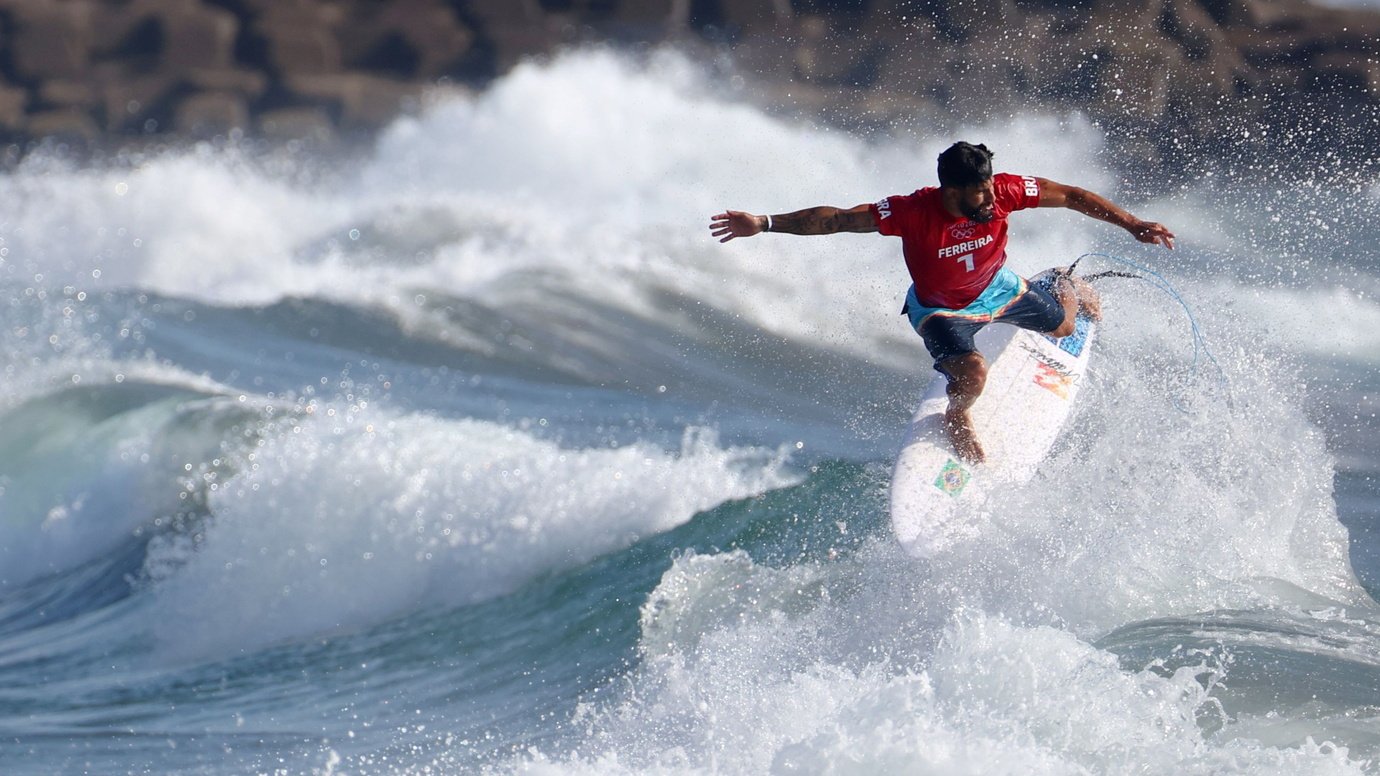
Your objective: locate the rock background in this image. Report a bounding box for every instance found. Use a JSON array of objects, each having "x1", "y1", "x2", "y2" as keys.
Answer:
[{"x1": 0, "y1": 0, "x2": 1376, "y2": 178}]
